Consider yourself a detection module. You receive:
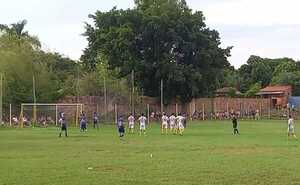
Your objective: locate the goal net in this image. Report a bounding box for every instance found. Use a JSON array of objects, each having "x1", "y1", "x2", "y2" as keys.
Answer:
[{"x1": 19, "y1": 103, "x2": 83, "y2": 128}]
